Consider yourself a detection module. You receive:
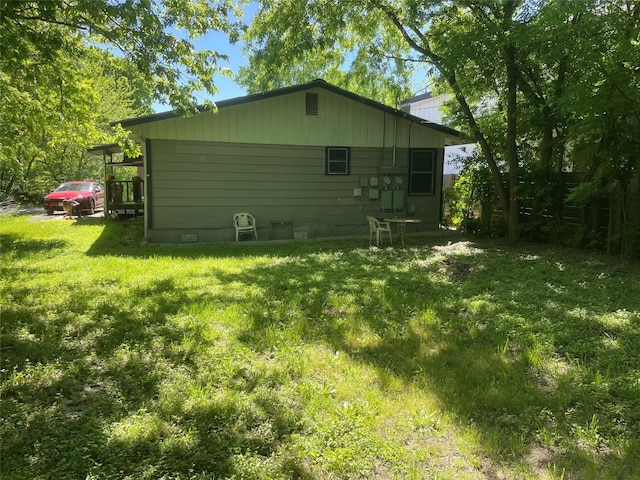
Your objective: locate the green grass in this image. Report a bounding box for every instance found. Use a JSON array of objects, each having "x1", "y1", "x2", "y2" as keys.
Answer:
[{"x1": 1, "y1": 214, "x2": 639, "y2": 479}]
